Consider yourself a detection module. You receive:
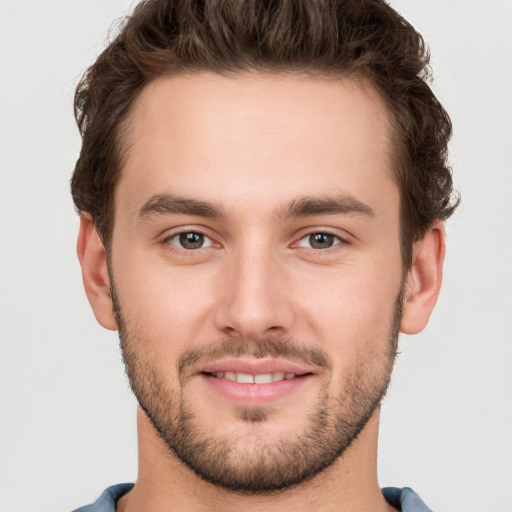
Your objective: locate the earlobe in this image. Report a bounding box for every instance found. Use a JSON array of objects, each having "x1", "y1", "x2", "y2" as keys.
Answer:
[
  {"x1": 77, "y1": 214, "x2": 118, "y2": 331},
  {"x1": 400, "y1": 223, "x2": 446, "y2": 335}
]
